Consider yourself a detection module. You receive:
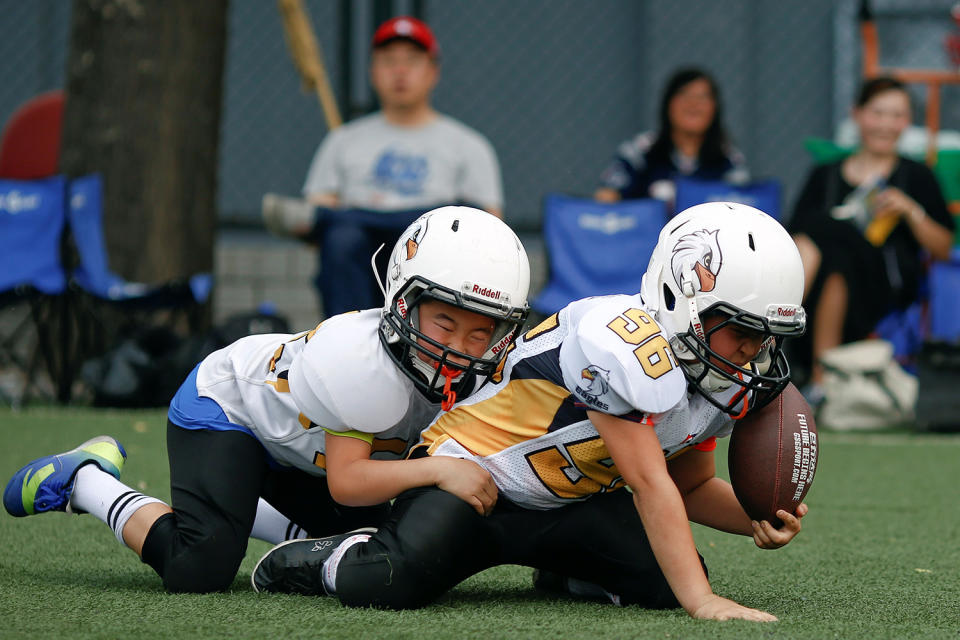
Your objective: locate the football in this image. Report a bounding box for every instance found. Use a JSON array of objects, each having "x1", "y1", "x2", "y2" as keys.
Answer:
[{"x1": 728, "y1": 382, "x2": 818, "y2": 528}]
